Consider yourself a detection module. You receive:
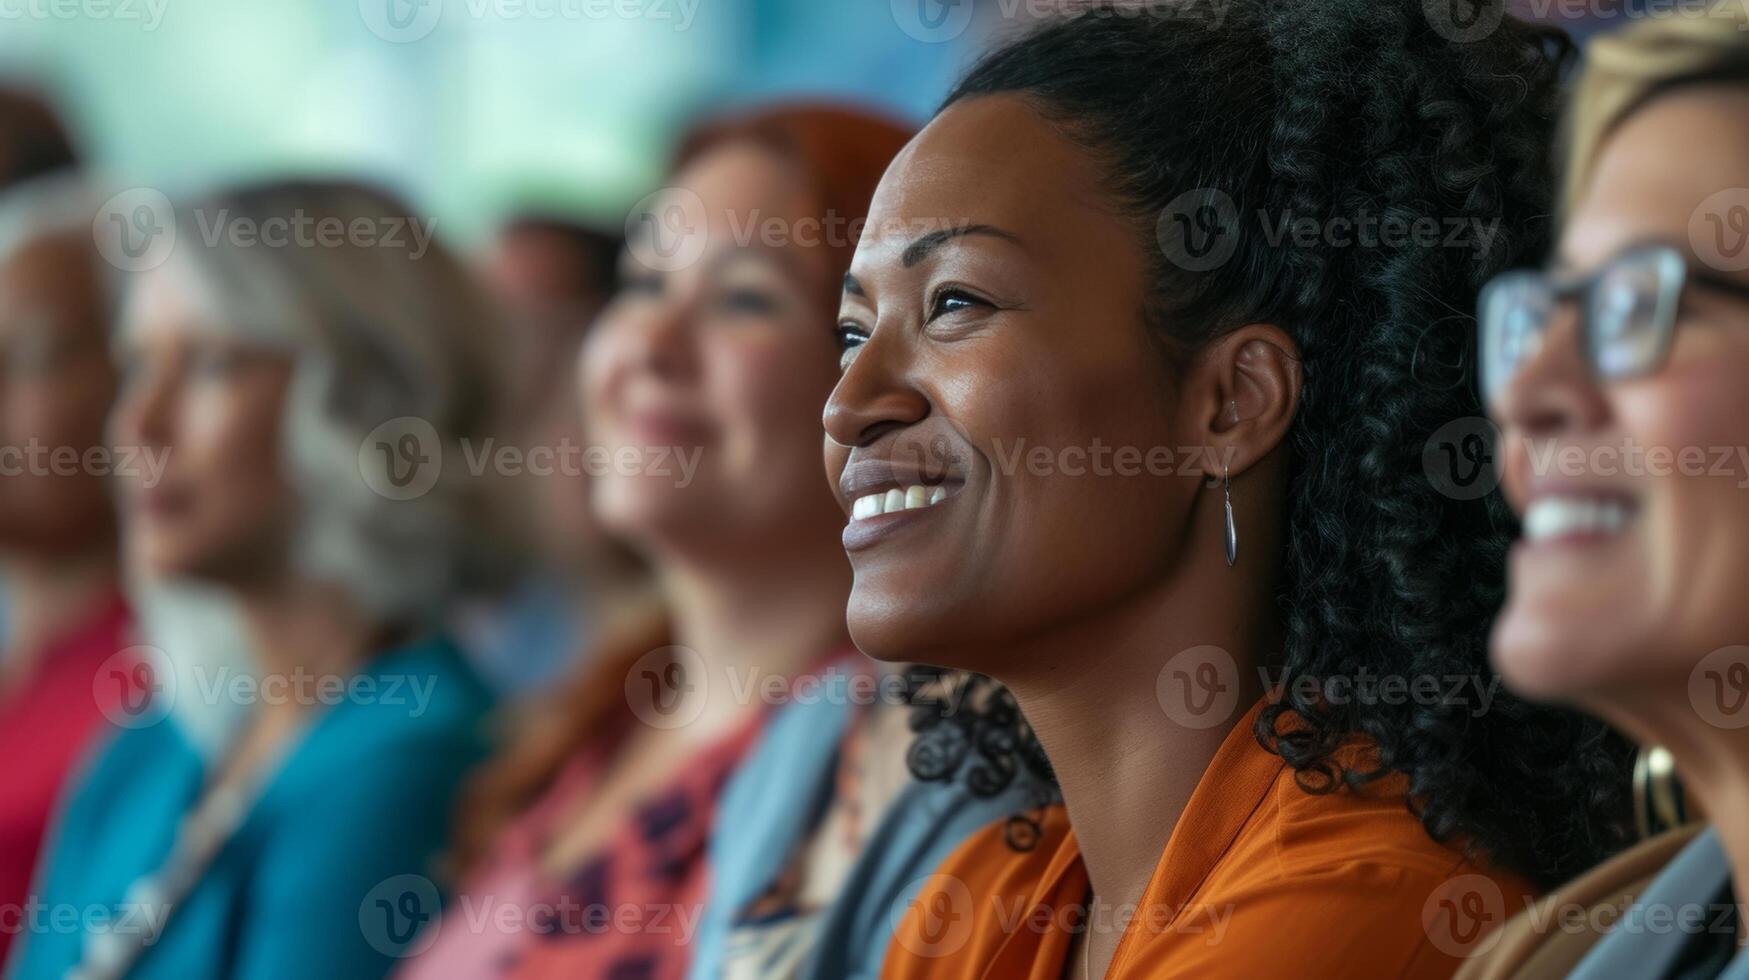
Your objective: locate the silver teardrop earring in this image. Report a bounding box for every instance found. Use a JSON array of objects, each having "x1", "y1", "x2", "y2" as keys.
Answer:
[{"x1": 1223, "y1": 462, "x2": 1238, "y2": 567}]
